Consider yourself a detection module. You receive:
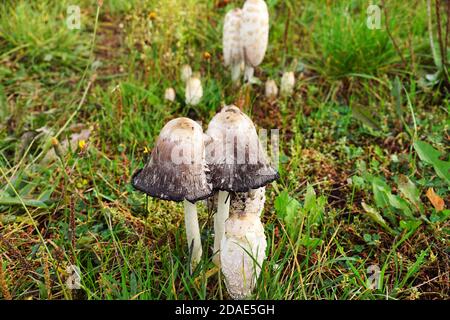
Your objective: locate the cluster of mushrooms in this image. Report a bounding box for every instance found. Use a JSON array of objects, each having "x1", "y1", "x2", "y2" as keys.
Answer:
[
  {"x1": 132, "y1": 0, "x2": 284, "y2": 299},
  {"x1": 132, "y1": 106, "x2": 278, "y2": 299}
]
